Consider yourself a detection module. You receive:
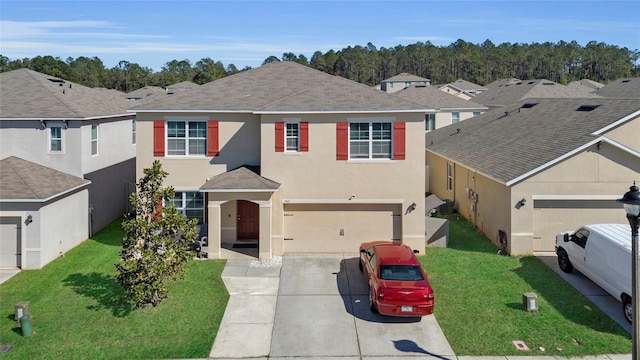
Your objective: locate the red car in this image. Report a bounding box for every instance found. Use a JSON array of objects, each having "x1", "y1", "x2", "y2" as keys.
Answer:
[{"x1": 359, "y1": 241, "x2": 435, "y2": 317}]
